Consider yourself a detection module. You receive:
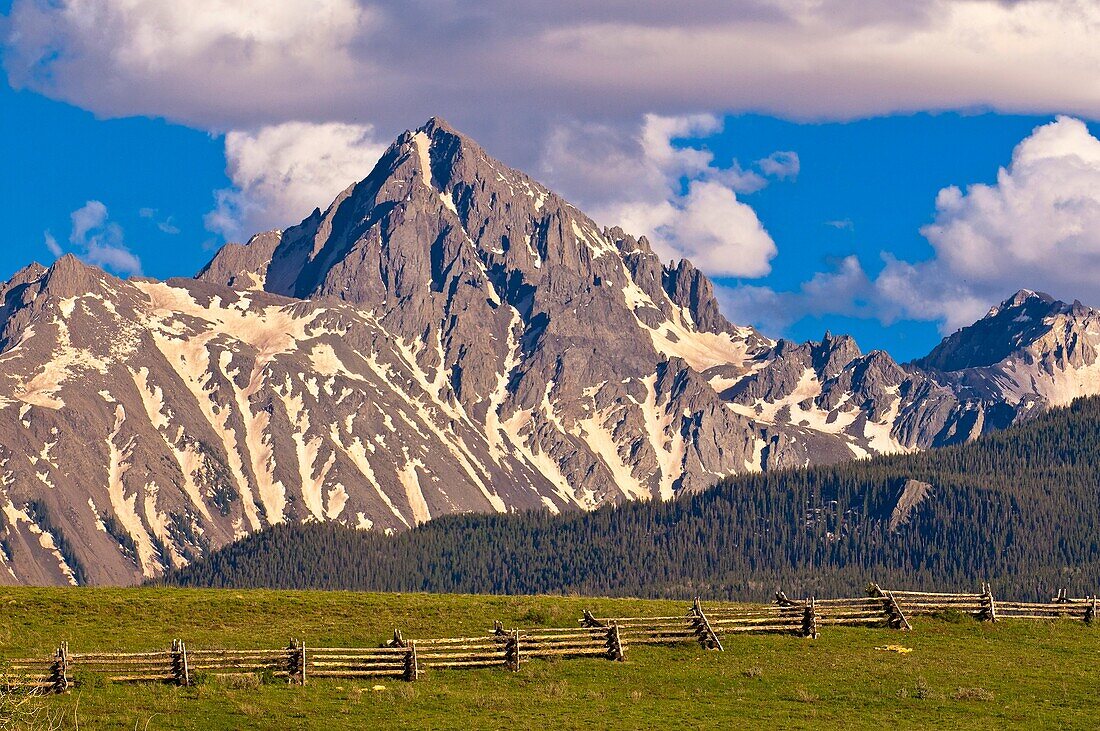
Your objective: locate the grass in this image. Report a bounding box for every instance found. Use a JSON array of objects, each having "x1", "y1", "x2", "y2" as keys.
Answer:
[{"x1": 1, "y1": 587, "x2": 1099, "y2": 729}]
